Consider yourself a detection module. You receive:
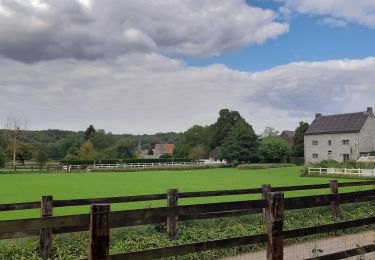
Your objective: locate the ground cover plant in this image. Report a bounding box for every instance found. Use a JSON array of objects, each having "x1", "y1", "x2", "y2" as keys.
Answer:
[{"x1": 0, "y1": 202, "x2": 374, "y2": 259}]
